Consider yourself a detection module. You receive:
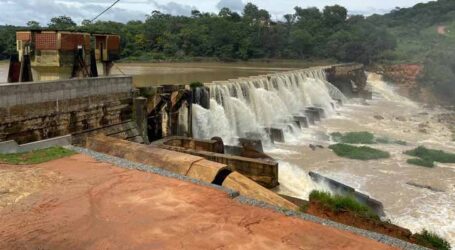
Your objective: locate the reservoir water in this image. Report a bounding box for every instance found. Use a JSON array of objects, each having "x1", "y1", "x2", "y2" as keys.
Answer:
[{"x1": 0, "y1": 61, "x2": 326, "y2": 86}]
